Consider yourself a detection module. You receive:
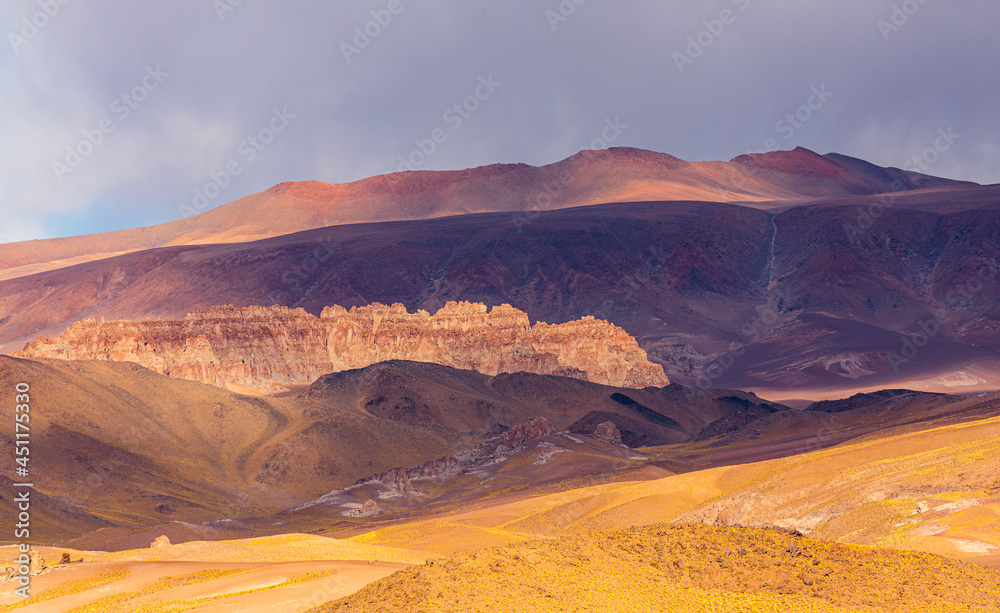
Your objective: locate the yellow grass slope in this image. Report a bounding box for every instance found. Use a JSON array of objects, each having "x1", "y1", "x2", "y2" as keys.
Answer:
[
  {"x1": 318, "y1": 524, "x2": 1000, "y2": 613},
  {"x1": 91, "y1": 533, "x2": 429, "y2": 565},
  {"x1": 346, "y1": 413, "x2": 1000, "y2": 563},
  {"x1": 0, "y1": 534, "x2": 429, "y2": 612}
]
